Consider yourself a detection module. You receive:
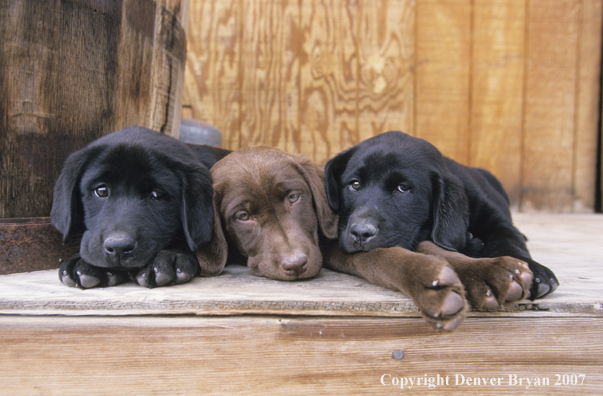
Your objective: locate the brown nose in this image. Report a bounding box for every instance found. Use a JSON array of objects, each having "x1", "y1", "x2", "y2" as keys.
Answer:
[{"x1": 280, "y1": 253, "x2": 308, "y2": 276}]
